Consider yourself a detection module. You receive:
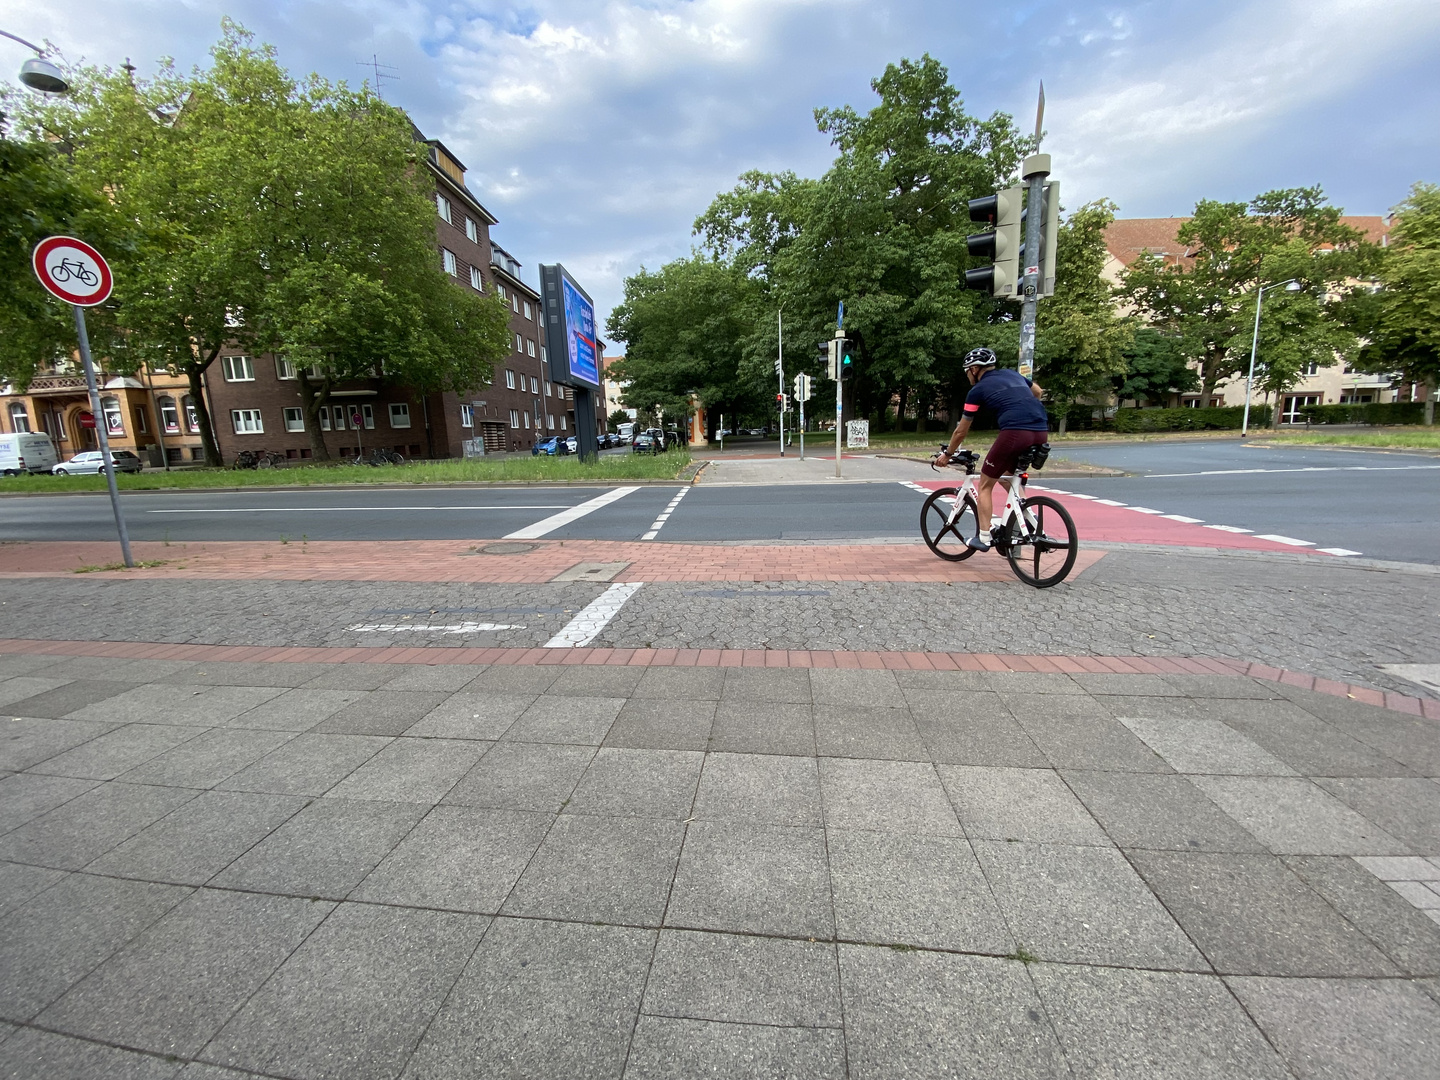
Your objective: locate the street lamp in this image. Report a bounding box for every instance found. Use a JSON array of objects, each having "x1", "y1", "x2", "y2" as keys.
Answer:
[
  {"x1": 1, "y1": 30, "x2": 67, "y2": 94},
  {"x1": 1242, "y1": 278, "x2": 1303, "y2": 435}
]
